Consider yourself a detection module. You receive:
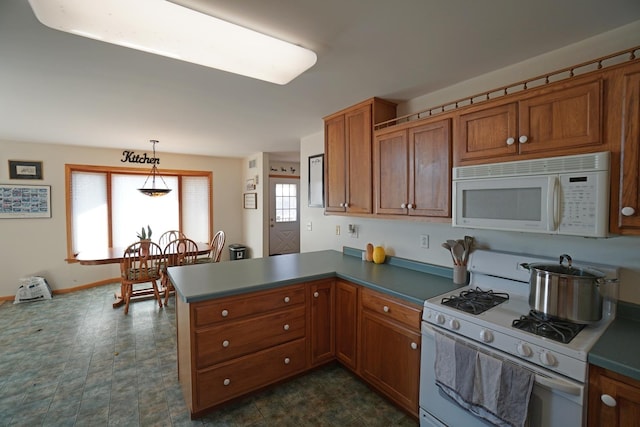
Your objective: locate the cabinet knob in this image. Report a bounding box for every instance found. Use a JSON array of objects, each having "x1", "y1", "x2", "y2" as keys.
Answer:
[
  {"x1": 601, "y1": 394, "x2": 617, "y2": 407},
  {"x1": 283, "y1": 324, "x2": 290, "y2": 331},
  {"x1": 313, "y1": 291, "x2": 319, "y2": 298},
  {"x1": 283, "y1": 296, "x2": 290, "y2": 303},
  {"x1": 519, "y1": 135, "x2": 528, "y2": 143},
  {"x1": 407, "y1": 203, "x2": 414, "y2": 209},
  {"x1": 506, "y1": 137, "x2": 515, "y2": 146},
  {"x1": 410, "y1": 342, "x2": 418, "y2": 350},
  {"x1": 222, "y1": 340, "x2": 230, "y2": 348},
  {"x1": 621, "y1": 206, "x2": 636, "y2": 216},
  {"x1": 340, "y1": 202, "x2": 345, "y2": 207},
  {"x1": 344, "y1": 202, "x2": 349, "y2": 208},
  {"x1": 383, "y1": 305, "x2": 390, "y2": 313},
  {"x1": 401, "y1": 203, "x2": 407, "y2": 209},
  {"x1": 221, "y1": 309, "x2": 229, "y2": 317},
  {"x1": 223, "y1": 378, "x2": 231, "y2": 386},
  {"x1": 284, "y1": 357, "x2": 291, "y2": 365}
]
